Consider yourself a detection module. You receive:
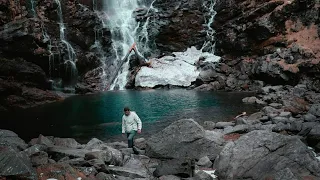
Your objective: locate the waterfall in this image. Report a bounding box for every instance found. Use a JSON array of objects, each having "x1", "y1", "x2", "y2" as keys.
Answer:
[
  {"x1": 100, "y1": 0, "x2": 156, "y2": 90},
  {"x1": 201, "y1": 0, "x2": 217, "y2": 53},
  {"x1": 54, "y1": 0, "x2": 78, "y2": 88},
  {"x1": 30, "y1": 0, "x2": 37, "y2": 17}
]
